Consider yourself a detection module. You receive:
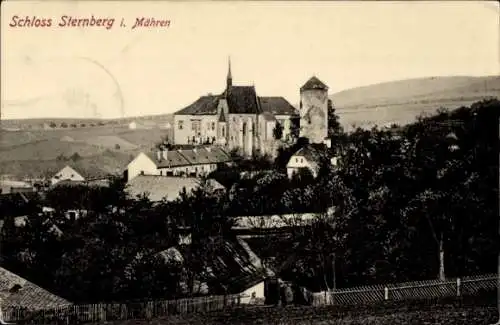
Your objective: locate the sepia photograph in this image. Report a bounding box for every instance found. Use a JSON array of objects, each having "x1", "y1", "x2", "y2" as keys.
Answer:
[{"x1": 1, "y1": 1, "x2": 499, "y2": 324}]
